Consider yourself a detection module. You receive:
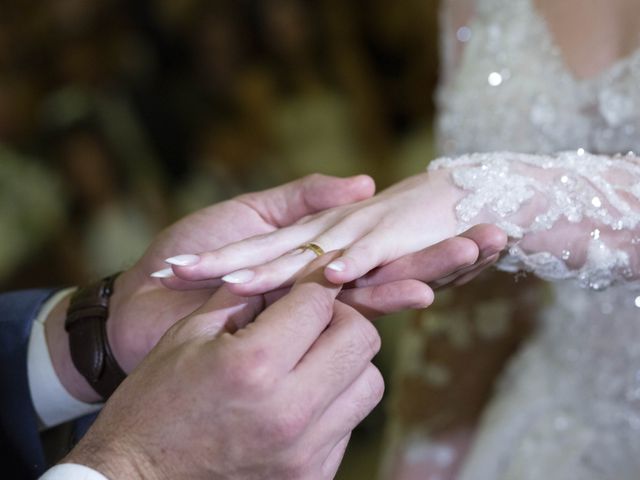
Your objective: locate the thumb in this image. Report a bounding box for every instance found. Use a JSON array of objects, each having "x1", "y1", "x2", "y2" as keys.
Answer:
[
  {"x1": 178, "y1": 287, "x2": 265, "y2": 341},
  {"x1": 240, "y1": 252, "x2": 344, "y2": 373},
  {"x1": 240, "y1": 174, "x2": 375, "y2": 227}
]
